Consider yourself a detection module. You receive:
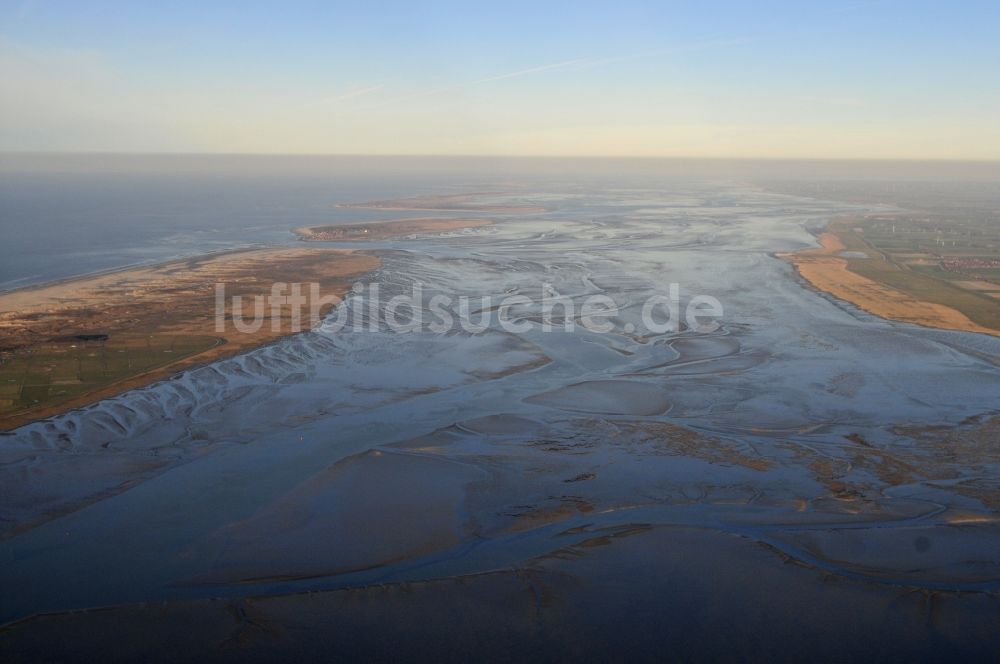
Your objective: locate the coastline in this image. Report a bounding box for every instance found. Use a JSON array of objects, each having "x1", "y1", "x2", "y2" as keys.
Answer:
[
  {"x1": 779, "y1": 217, "x2": 1000, "y2": 338},
  {"x1": 0, "y1": 246, "x2": 380, "y2": 430},
  {"x1": 0, "y1": 244, "x2": 283, "y2": 297},
  {"x1": 0, "y1": 216, "x2": 499, "y2": 430}
]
